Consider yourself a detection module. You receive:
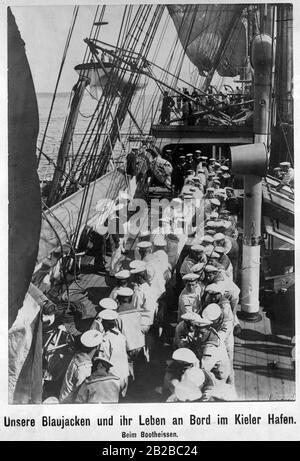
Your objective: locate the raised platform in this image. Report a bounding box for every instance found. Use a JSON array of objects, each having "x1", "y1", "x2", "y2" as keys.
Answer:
[{"x1": 150, "y1": 124, "x2": 254, "y2": 149}]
